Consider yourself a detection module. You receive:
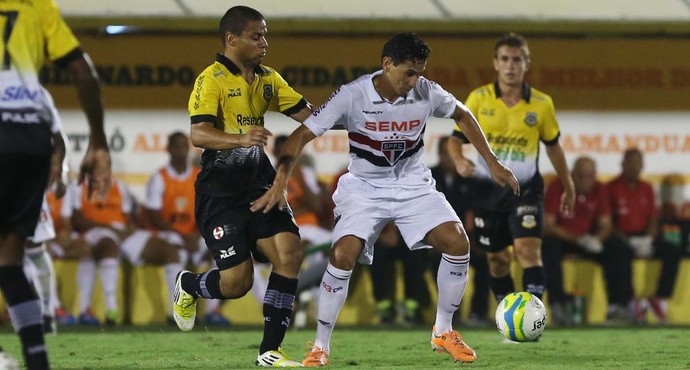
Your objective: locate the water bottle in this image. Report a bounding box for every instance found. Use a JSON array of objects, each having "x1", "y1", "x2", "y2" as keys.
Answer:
[{"x1": 572, "y1": 290, "x2": 585, "y2": 326}]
